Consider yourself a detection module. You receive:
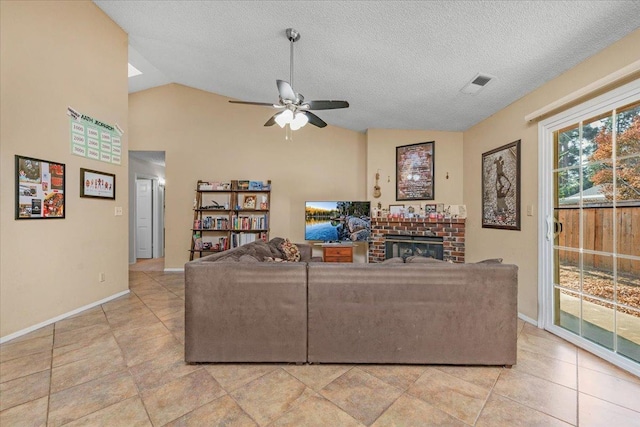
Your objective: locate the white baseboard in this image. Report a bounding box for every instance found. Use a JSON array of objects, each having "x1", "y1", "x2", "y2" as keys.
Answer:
[
  {"x1": 518, "y1": 312, "x2": 538, "y2": 327},
  {"x1": 164, "y1": 268, "x2": 184, "y2": 272},
  {"x1": 0, "y1": 290, "x2": 130, "y2": 344}
]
